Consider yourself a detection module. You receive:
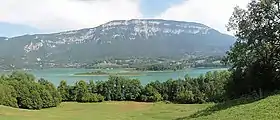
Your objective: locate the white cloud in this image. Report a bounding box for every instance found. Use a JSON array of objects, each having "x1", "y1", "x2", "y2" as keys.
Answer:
[
  {"x1": 0, "y1": 0, "x2": 142, "y2": 31},
  {"x1": 157, "y1": 0, "x2": 251, "y2": 34},
  {"x1": 0, "y1": 0, "x2": 252, "y2": 34}
]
